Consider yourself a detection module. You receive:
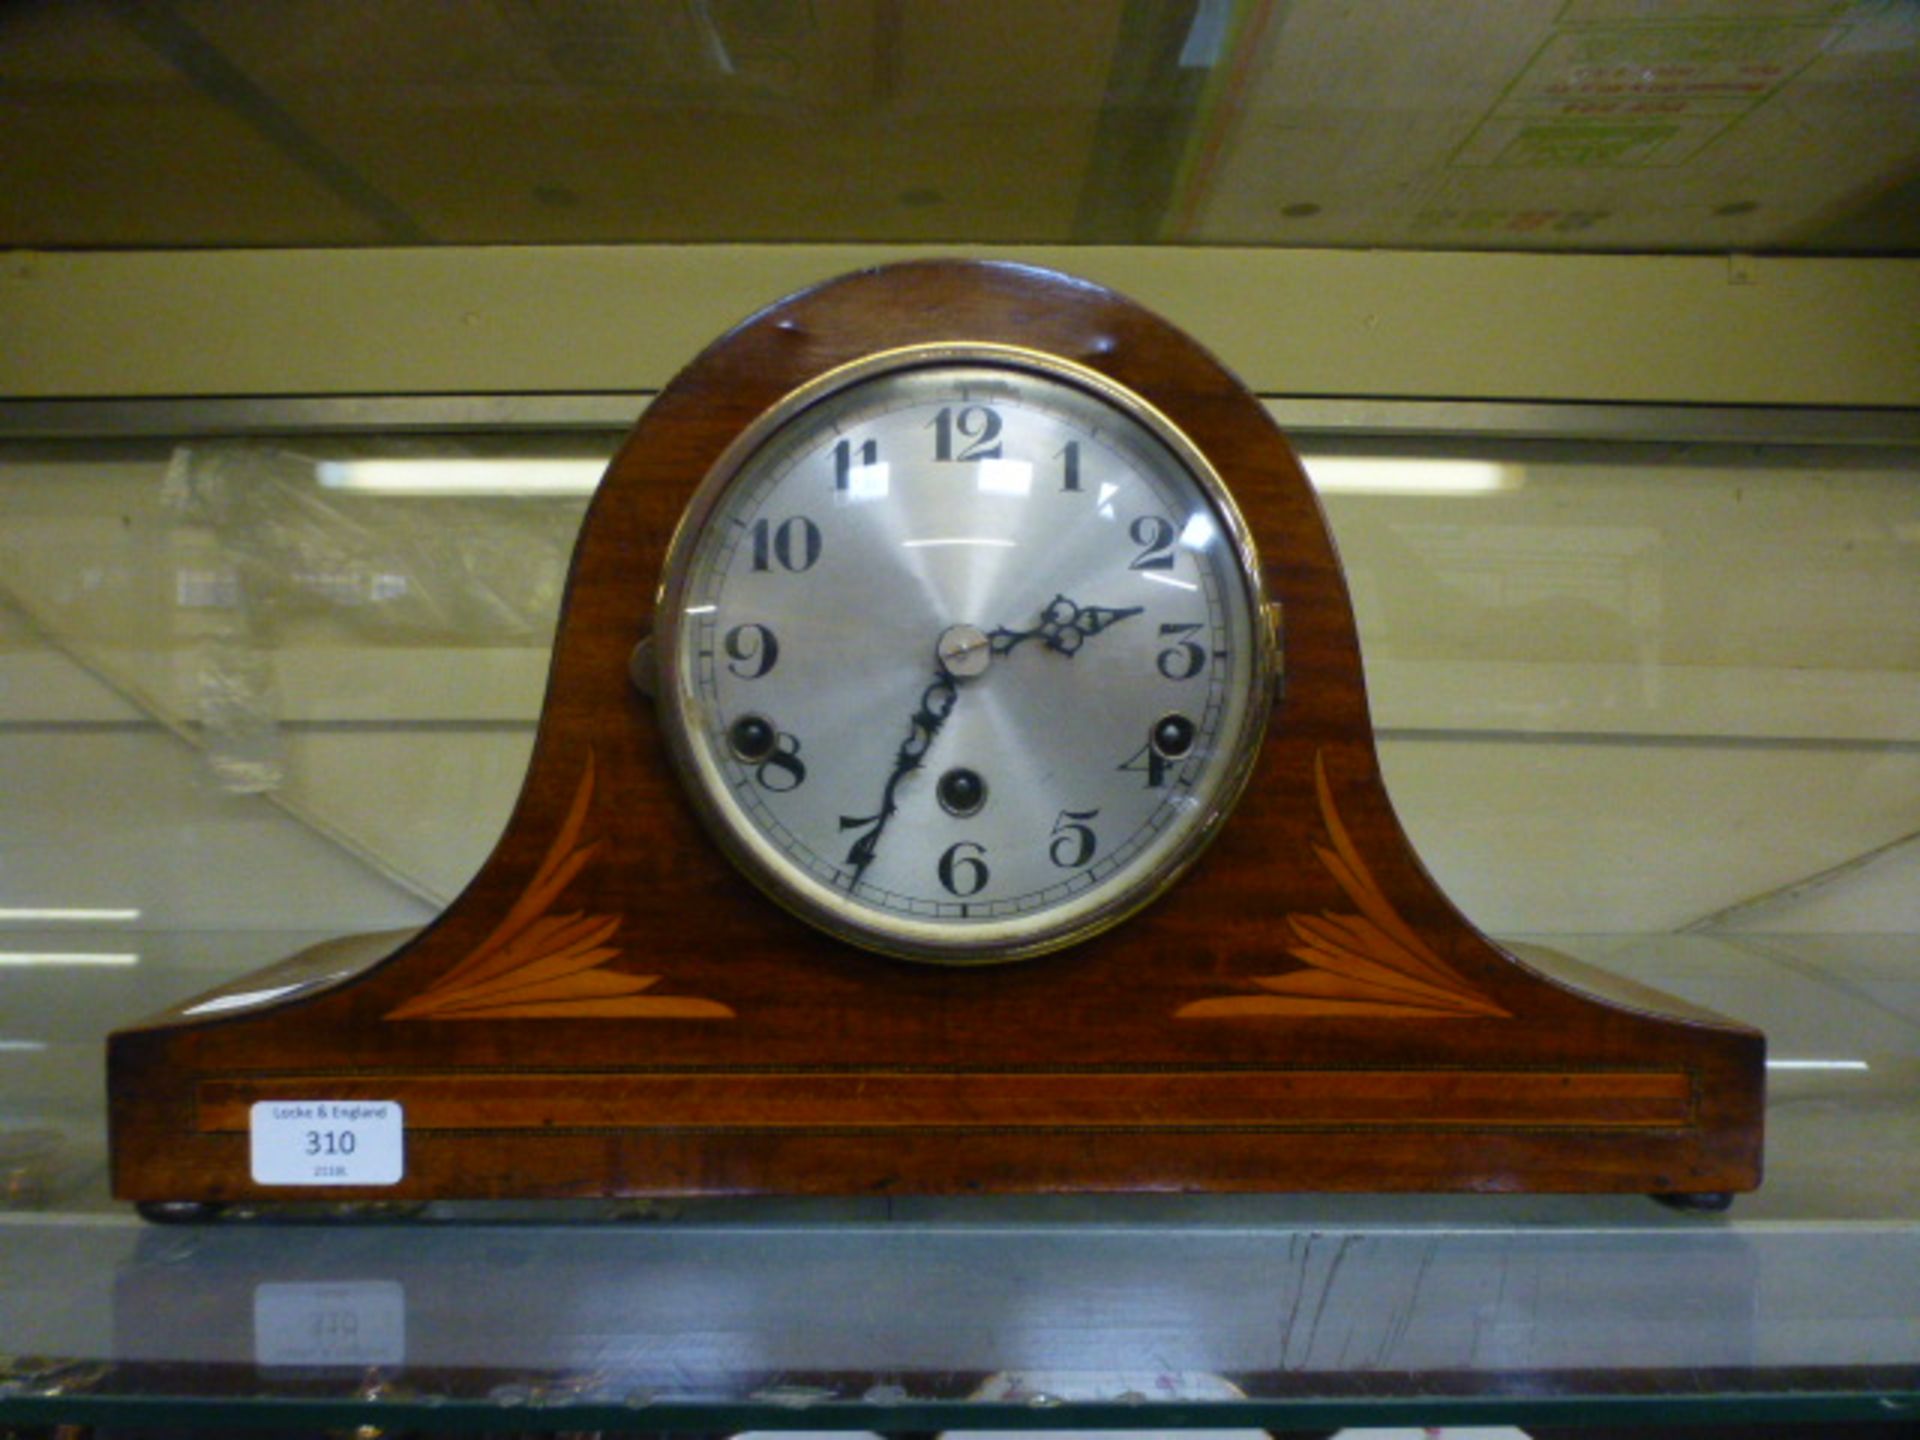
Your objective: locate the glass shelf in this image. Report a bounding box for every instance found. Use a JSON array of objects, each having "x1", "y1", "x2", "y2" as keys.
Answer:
[{"x1": 2, "y1": 933, "x2": 1916, "y2": 1432}]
